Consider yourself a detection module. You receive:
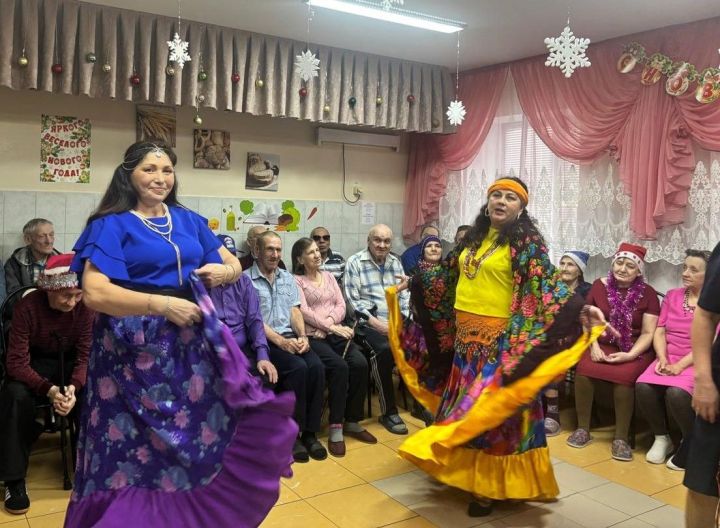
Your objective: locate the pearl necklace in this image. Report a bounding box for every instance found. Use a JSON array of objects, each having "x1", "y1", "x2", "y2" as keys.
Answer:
[{"x1": 130, "y1": 203, "x2": 183, "y2": 287}]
